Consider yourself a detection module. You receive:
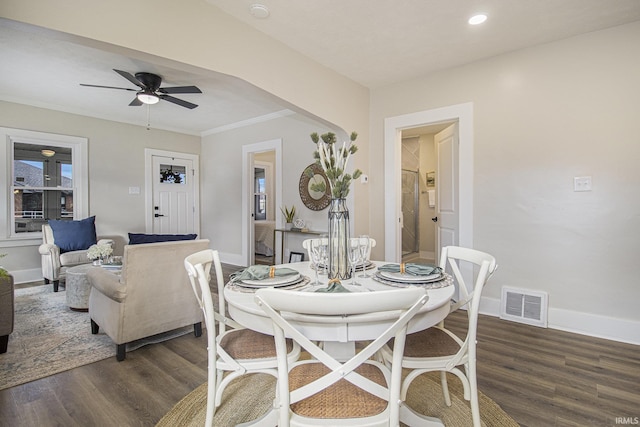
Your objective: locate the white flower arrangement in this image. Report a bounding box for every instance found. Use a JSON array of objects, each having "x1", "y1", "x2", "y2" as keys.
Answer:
[
  {"x1": 310, "y1": 131, "x2": 362, "y2": 199},
  {"x1": 87, "y1": 243, "x2": 113, "y2": 261}
]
